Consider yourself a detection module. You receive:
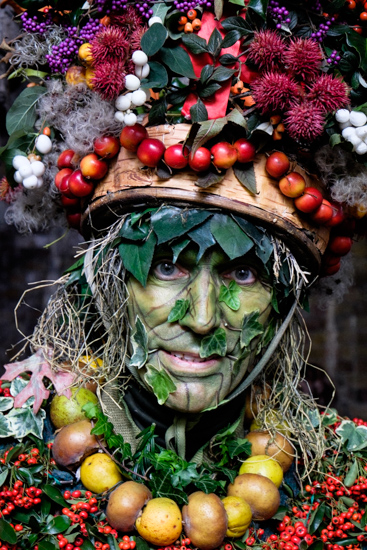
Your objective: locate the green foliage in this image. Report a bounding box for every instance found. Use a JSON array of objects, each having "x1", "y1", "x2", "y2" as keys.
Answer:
[
  {"x1": 219, "y1": 280, "x2": 241, "y2": 311},
  {"x1": 129, "y1": 317, "x2": 149, "y2": 370},
  {"x1": 141, "y1": 23, "x2": 168, "y2": 56},
  {"x1": 240, "y1": 311, "x2": 264, "y2": 348},
  {"x1": 144, "y1": 365, "x2": 177, "y2": 405},
  {"x1": 6, "y1": 87, "x2": 47, "y2": 135},
  {"x1": 200, "y1": 327, "x2": 227, "y2": 358},
  {"x1": 167, "y1": 299, "x2": 190, "y2": 322},
  {"x1": 118, "y1": 233, "x2": 157, "y2": 287}
]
